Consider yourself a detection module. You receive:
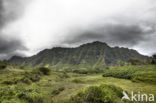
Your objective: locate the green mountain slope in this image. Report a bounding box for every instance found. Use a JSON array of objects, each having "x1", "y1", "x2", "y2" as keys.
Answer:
[{"x1": 8, "y1": 41, "x2": 147, "y2": 68}]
